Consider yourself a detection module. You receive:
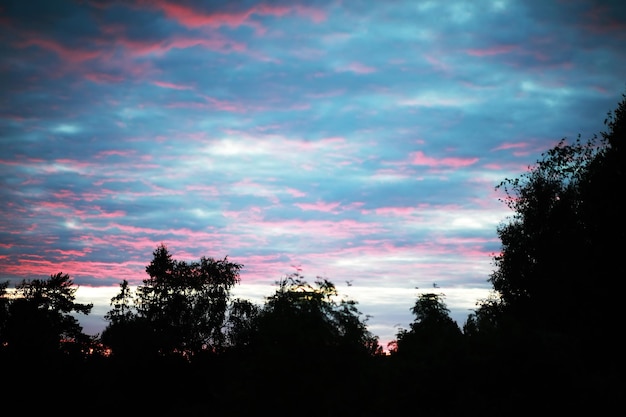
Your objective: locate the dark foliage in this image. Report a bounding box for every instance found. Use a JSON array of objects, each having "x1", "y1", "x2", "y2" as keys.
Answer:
[
  {"x1": 101, "y1": 243, "x2": 242, "y2": 357},
  {"x1": 463, "y1": 92, "x2": 625, "y2": 413},
  {"x1": 244, "y1": 272, "x2": 381, "y2": 357},
  {"x1": 0, "y1": 272, "x2": 94, "y2": 359}
]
